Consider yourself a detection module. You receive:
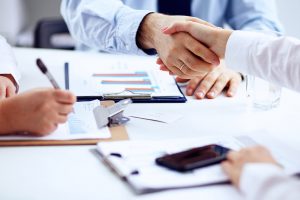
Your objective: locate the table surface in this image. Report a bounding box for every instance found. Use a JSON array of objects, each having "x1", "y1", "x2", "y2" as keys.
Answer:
[{"x1": 1, "y1": 48, "x2": 300, "y2": 200}]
